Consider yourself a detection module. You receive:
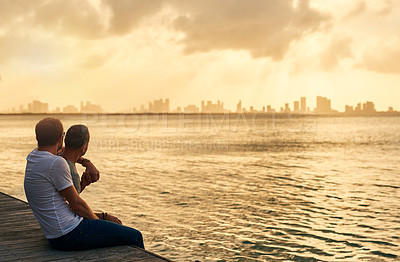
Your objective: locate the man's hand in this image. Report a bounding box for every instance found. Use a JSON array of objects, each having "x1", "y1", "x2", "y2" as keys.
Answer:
[
  {"x1": 95, "y1": 212, "x2": 123, "y2": 225},
  {"x1": 106, "y1": 214, "x2": 122, "y2": 225},
  {"x1": 81, "y1": 171, "x2": 92, "y2": 190},
  {"x1": 84, "y1": 161, "x2": 100, "y2": 183}
]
